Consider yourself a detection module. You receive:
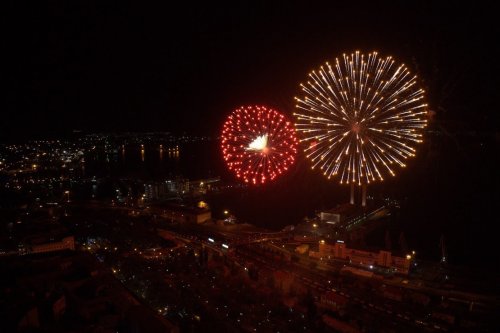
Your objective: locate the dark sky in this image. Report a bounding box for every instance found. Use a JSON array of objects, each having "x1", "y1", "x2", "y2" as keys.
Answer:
[{"x1": 2, "y1": 1, "x2": 498, "y2": 141}]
